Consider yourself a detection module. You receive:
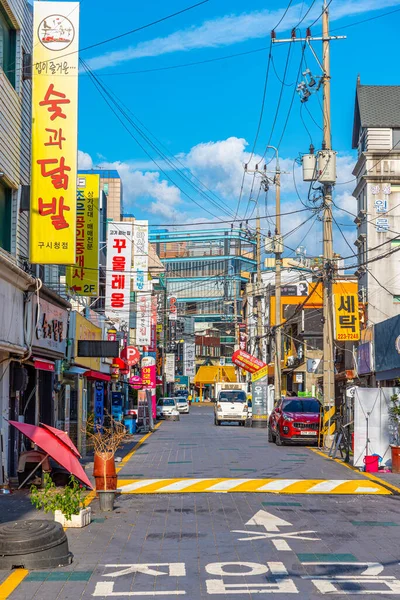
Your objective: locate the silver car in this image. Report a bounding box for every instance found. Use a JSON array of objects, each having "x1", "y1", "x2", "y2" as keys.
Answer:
[{"x1": 176, "y1": 397, "x2": 189, "y2": 414}]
